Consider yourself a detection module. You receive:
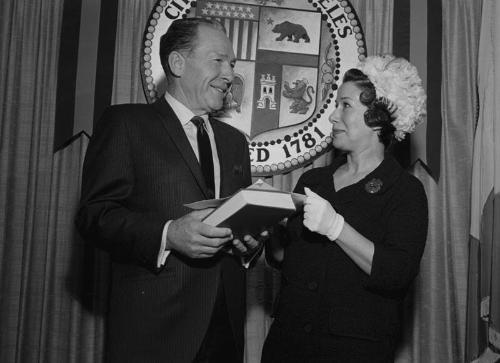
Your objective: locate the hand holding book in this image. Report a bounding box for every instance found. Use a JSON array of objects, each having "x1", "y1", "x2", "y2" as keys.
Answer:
[
  {"x1": 166, "y1": 208, "x2": 234, "y2": 259},
  {"x1": 225, "y1": 230, "x2": 269, "y2": 267},
  {"x1": 185, "y1": 179, "x2": 304, "y2": 266},
  {"x1": 185, "y1": 179, "x2": 304, "y2": 240}
]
